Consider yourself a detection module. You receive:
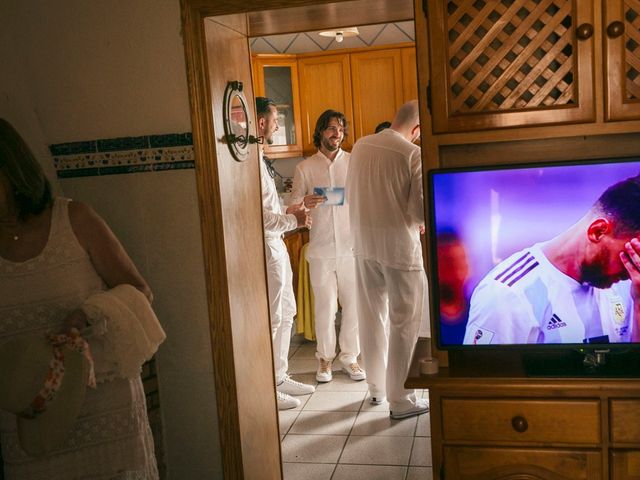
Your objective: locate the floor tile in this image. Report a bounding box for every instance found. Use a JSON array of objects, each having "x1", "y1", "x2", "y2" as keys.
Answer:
[
  {"x1": 281, "y1": 434, "x2": 347, "y2": 463},
  {"x1": 415, "y1": 412, "x2": 431, "y2": 437},
  {"x1": 290, "y1": 411, "x2": 357, "y2": 435},
  {"x1": 282, "y1": 462, "x2": 334, "y2": 480},
  {"x1": 410, "y1": 437, "x2": 432, "y2": 466},
  {"x1": 359, "y1": 398, "x2": 390, "y2": 413},
  {"x1": 278, "y1": 409, "x2": 300, "y2": 435},
  {"x1": 290, "y1": 343, "x2": 318, "y2": 360},
  {"x1": 339, "y1": 435, "x2": 414, "y2": 465},
  {"x1": 351, "y1": 411, "x2": 418, "y2": 436},
  {"x1": 304, "y1": 391, "x2": 366, "y2": 412},
  {"x1": 288, "y1": 358, "x2": 318, "y2": 375},
  {"x1": 407, "y1": 466, "x2": 434, "y2": 480},
  {"x1": 332, "y1": 464, "x2": 407, "y2": 480},
  {"x1": 315, "y1": 373, "x2": 369, "y2": 392}
]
